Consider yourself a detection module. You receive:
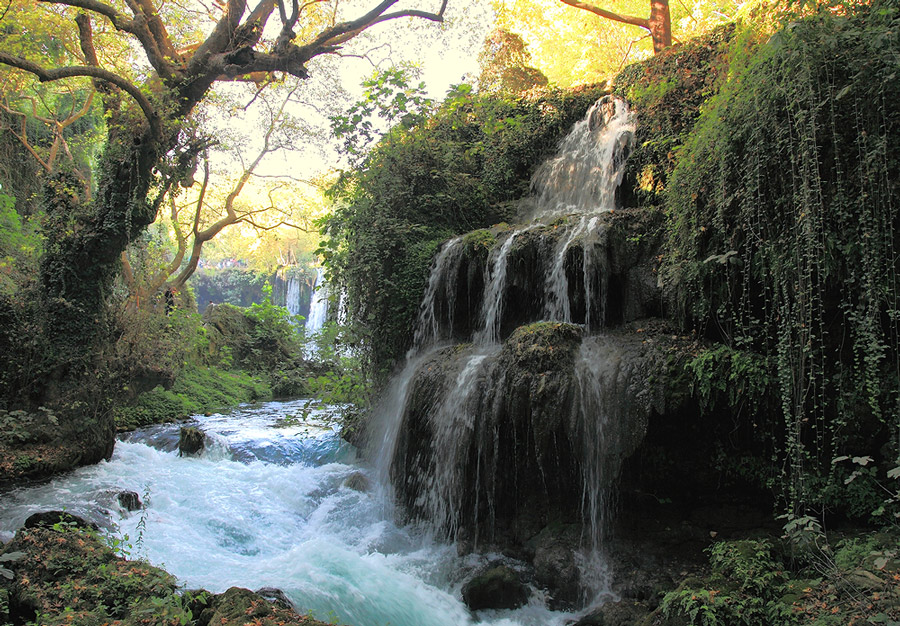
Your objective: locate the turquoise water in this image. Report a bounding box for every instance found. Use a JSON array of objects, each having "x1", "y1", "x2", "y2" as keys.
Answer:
[{"x1": 0, "y1": 400, "x2": 576, "y2": 626}]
